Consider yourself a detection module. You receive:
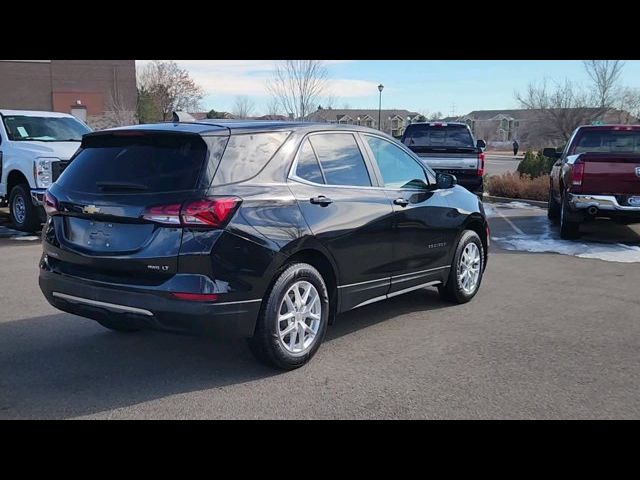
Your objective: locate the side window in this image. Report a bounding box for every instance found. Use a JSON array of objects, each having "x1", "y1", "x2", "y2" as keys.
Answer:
[
  {"x1": 295, "y1": 139, "x2": 325, "y2": 184},
  {"x1": 308, "y1": 133, "x2": 371, "y2": 187},
  {"x1": 364, "y1": 135, "x2": 428, "y2": 189}
]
